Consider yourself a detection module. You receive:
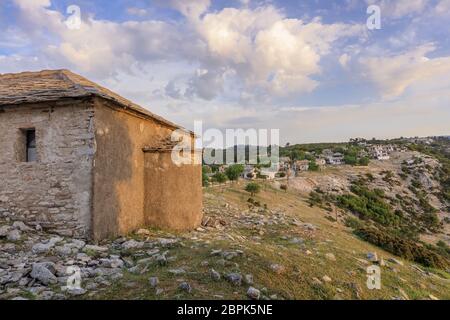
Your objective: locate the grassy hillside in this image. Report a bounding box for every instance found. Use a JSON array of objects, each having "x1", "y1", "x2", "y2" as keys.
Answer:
[{"x1": 91, "y1": 181, "x2": 450, "y2": 300}]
